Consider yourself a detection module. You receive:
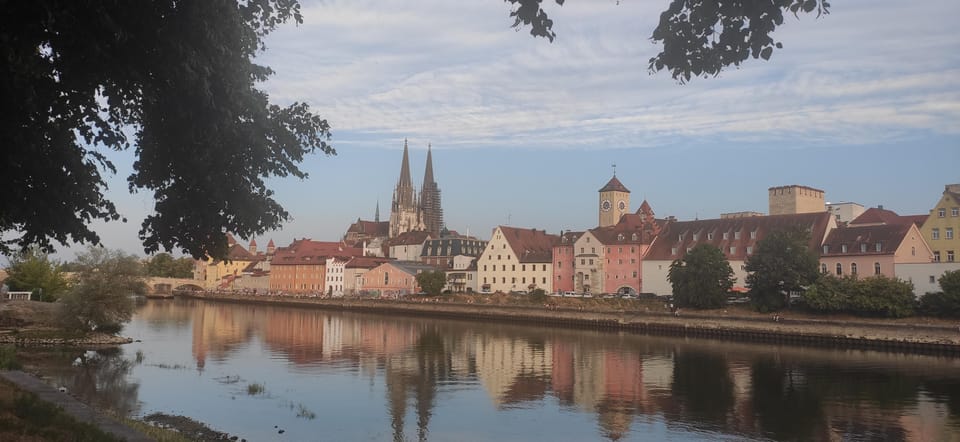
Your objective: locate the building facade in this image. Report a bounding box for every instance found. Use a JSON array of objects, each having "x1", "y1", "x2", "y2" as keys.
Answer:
[
  {"x1": 768, "y1": 185, "x2": 825, "y2": 216},
  {"x1": 919, "y1": 184, "x2": 960, "y2": 264},
  {"x1": 477, "y1": 226, "x2": 558, "y2": 293},
  {"x1": 598, "y1": 175, "x2": 630, "y2": 228},
  {"x1": 819, "y1": 222, "x2": 932, "y2": 279},
  {"x1": 361, "y1": 261, "x2": 437, "y2": 297}
]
